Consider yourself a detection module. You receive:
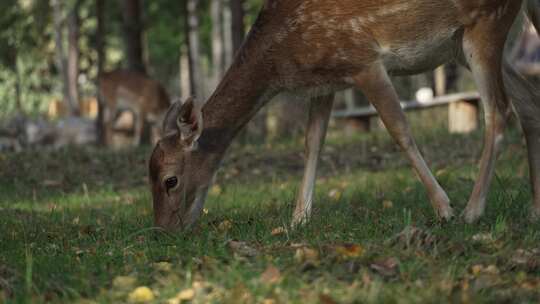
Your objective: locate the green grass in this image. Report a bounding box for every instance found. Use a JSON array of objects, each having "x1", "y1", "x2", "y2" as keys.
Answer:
[{"x1": 1, "y1": 124, "x2": 540, "y2": 303}]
